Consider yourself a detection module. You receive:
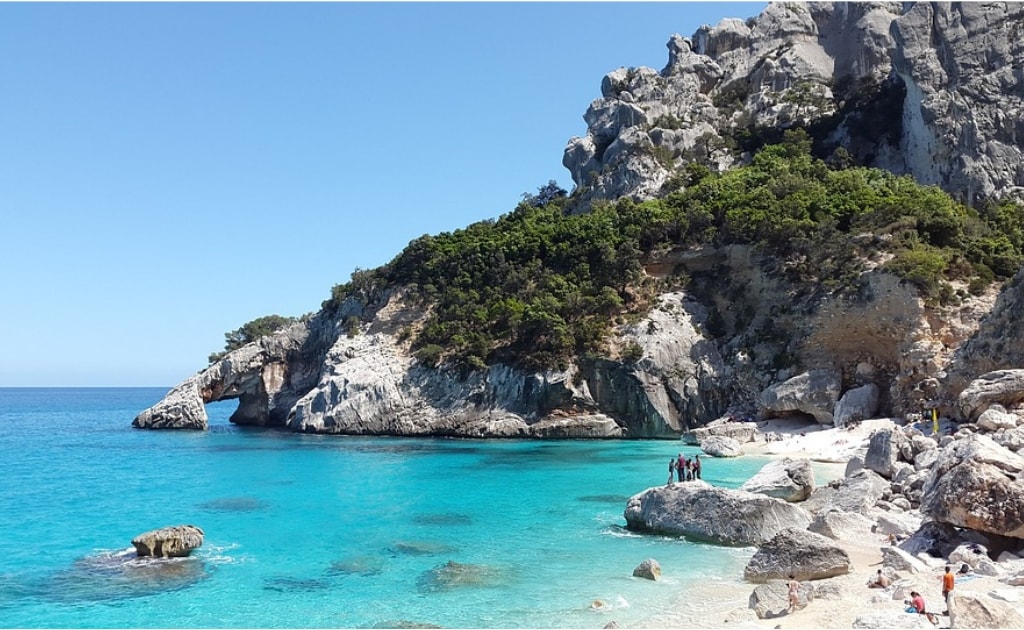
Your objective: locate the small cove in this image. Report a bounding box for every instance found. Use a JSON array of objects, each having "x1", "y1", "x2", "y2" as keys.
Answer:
[{"x1": 0, "y1": 388, "x2": 840, "y2": 628}]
